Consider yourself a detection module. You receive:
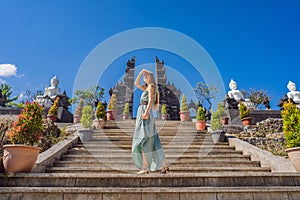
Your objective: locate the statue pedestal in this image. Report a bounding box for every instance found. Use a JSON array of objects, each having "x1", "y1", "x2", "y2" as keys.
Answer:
[{"x1": 226, "y1": 109, "x2": 281, "y2": 125}]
